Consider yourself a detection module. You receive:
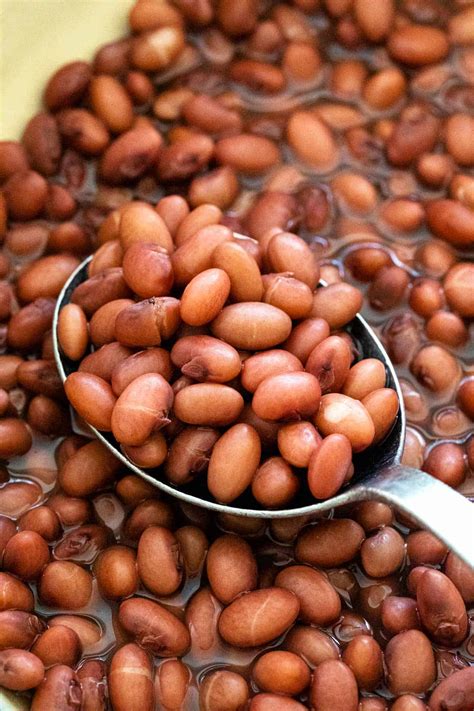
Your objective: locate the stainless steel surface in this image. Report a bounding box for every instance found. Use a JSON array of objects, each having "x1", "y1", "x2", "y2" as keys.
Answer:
[{"x1": 53, "y1": 256, "x2": 474, "y2": 568}]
